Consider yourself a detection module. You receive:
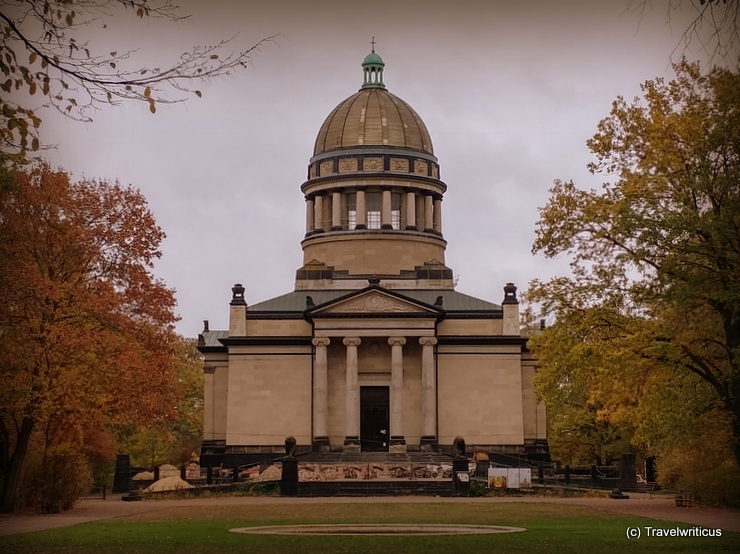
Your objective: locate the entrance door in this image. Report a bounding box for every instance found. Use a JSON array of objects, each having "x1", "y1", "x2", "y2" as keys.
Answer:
[{"x1": 360, "y1": 386, "x2": 389, "y2": 452}]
